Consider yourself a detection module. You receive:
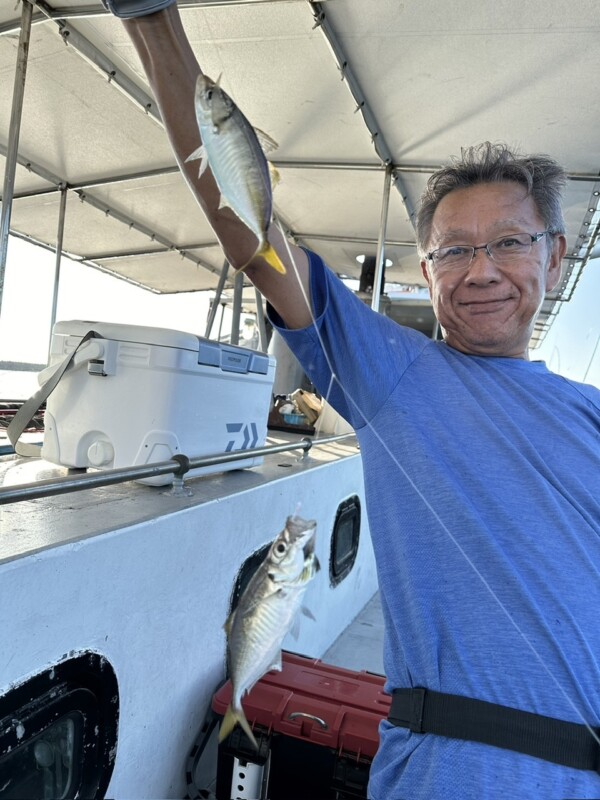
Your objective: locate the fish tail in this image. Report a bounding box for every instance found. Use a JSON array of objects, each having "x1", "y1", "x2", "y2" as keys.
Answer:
[
  {"x1": 218, "y1": 702, "x2": 258, "y2": 750},
  {"x1": 256, "y1": 242, "x2": 287, "y2": 275}
]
